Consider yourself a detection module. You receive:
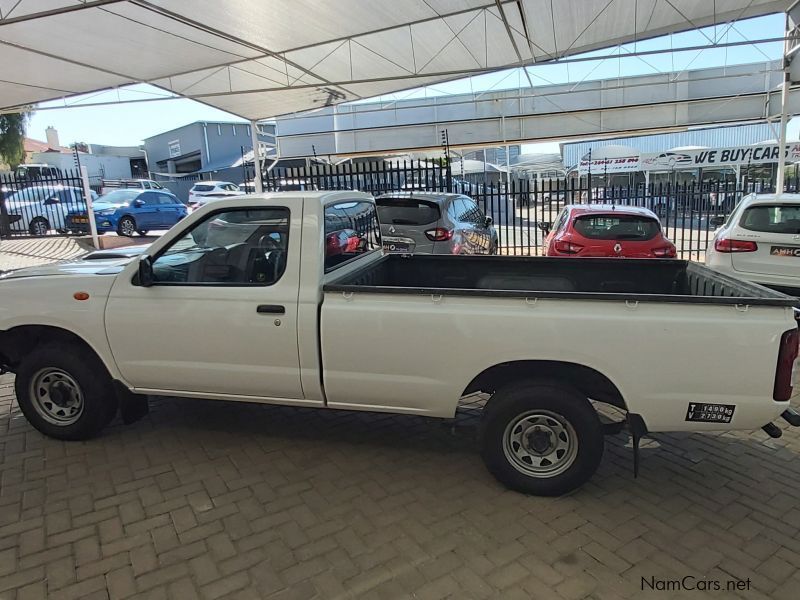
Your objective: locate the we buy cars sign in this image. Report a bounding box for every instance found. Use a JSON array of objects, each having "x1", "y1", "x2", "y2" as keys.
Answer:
[
  {"x1": 639, "y1": 143, "x2": 800, "y2": 171},
  {"x1": 577, "y1": 143, "x2": 800, "y2": 175}
]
